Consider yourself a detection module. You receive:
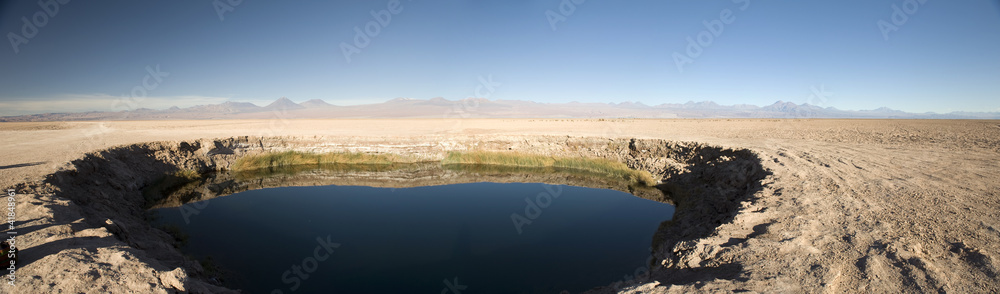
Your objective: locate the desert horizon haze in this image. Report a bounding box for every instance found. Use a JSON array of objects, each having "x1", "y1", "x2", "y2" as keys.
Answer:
[
  {"x1": 1, "y1": 1, "x2": 999, "y2": 115},
  {"x1": 2, "y1": 1, "x2": 999, "y2": 294},
  {"x1": 3, "y1": 96, "x2": 1000, "y2": 121}
]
